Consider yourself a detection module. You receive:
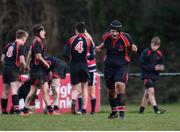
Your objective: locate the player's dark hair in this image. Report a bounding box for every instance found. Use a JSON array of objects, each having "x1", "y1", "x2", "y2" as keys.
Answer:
[
  {"x1": 16, "y1": 29, "x2": 29, "y2": 39},
  {"x1": 75, "y1": 21, "x2": 86, "y2": 33},
  {"x1": 33, "y1": 24, "x2": 44, "y2": 36}
]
